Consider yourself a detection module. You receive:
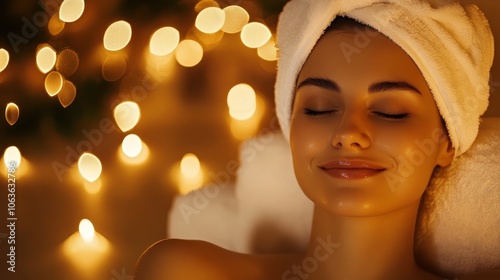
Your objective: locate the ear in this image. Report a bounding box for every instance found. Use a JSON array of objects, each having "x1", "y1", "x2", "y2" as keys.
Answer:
[{"x1": 436, "y1": 135, "x2": 455, "y2": 167}]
